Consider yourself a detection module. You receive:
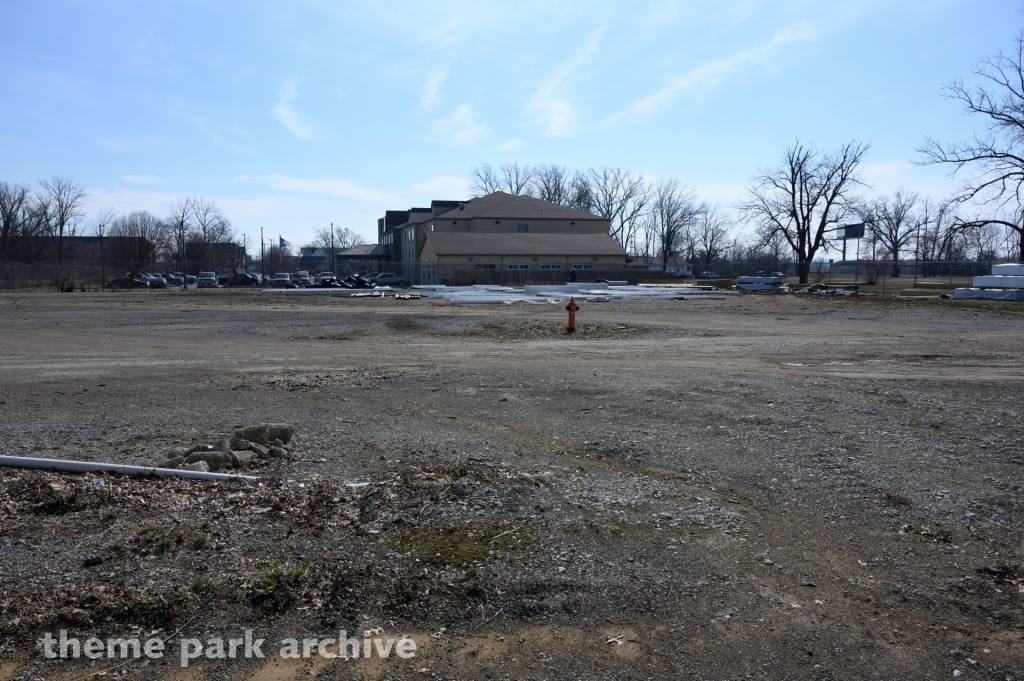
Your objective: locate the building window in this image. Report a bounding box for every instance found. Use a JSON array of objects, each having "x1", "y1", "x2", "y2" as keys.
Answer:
[
  {"x1": 507, "y1": 264, "x2": 529, "y2": 270},
  {"x1": 473, "y1": 264, "x2": 496, "y2": 270},
  {"x1": 516, "y1": 224, "x2": 529, "y2": 232},
  {"x1": 572, "y1": 263, "x2": 594, "y2": 270},
  {"x1": 540, "y1": 264, "x2": 562, "y2": 270}
]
